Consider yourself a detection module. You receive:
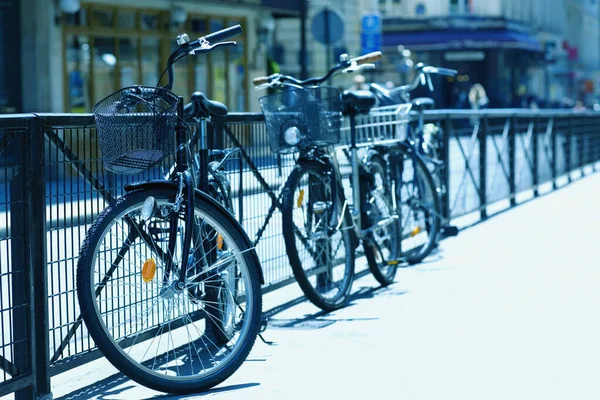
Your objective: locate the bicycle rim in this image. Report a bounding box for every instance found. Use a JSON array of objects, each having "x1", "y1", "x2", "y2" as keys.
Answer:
[
  {"x1": 283, "y1": 162, "x2": 354, "y2": 311},
  {"x1": 76, "y1": 188, "x2": 261, "y2": 393},
  {"x1": 363, "y1": 155, "x2": 399, "y2": 285},
  {"x1": 399, "y1": 153, "x2": 440, "y2": 264}
]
